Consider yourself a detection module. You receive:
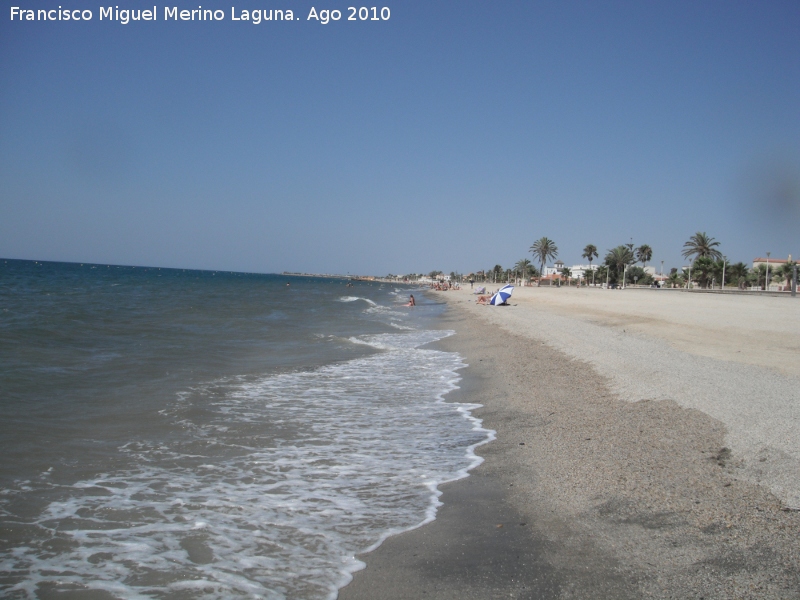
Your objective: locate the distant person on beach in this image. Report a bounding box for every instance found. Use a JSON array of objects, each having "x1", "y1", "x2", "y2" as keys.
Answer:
[
  {"x1": 476, "y1": 294, "x2": 490, "y2": 304},
  {"x1": 405, "y1": 295, "x2": 416, "y2": 307}
]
